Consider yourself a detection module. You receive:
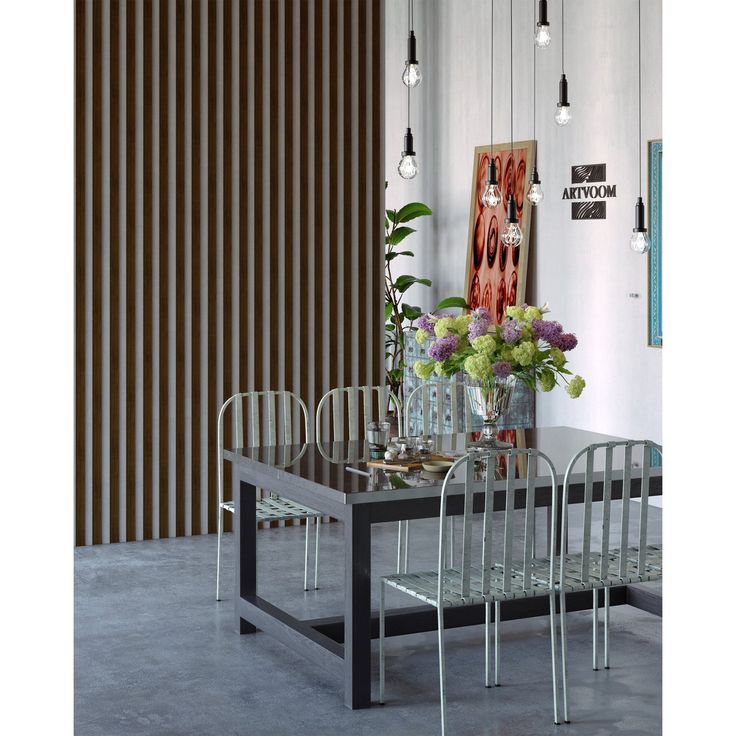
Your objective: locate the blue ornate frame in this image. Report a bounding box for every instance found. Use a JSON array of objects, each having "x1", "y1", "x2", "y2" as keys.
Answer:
[{"x1": 648, "y1": 140, "x2": 662, "y2": 347}]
